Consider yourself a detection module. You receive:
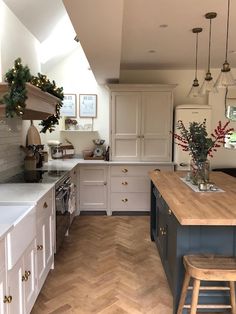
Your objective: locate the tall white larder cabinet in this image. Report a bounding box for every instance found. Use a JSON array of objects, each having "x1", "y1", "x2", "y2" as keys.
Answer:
[
  {"x1": 108, "y1": 84, "x2": 177, "y2": 161},
  {"x1": 174, "y1": 104, "x2": 212, "y2": 170}
]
